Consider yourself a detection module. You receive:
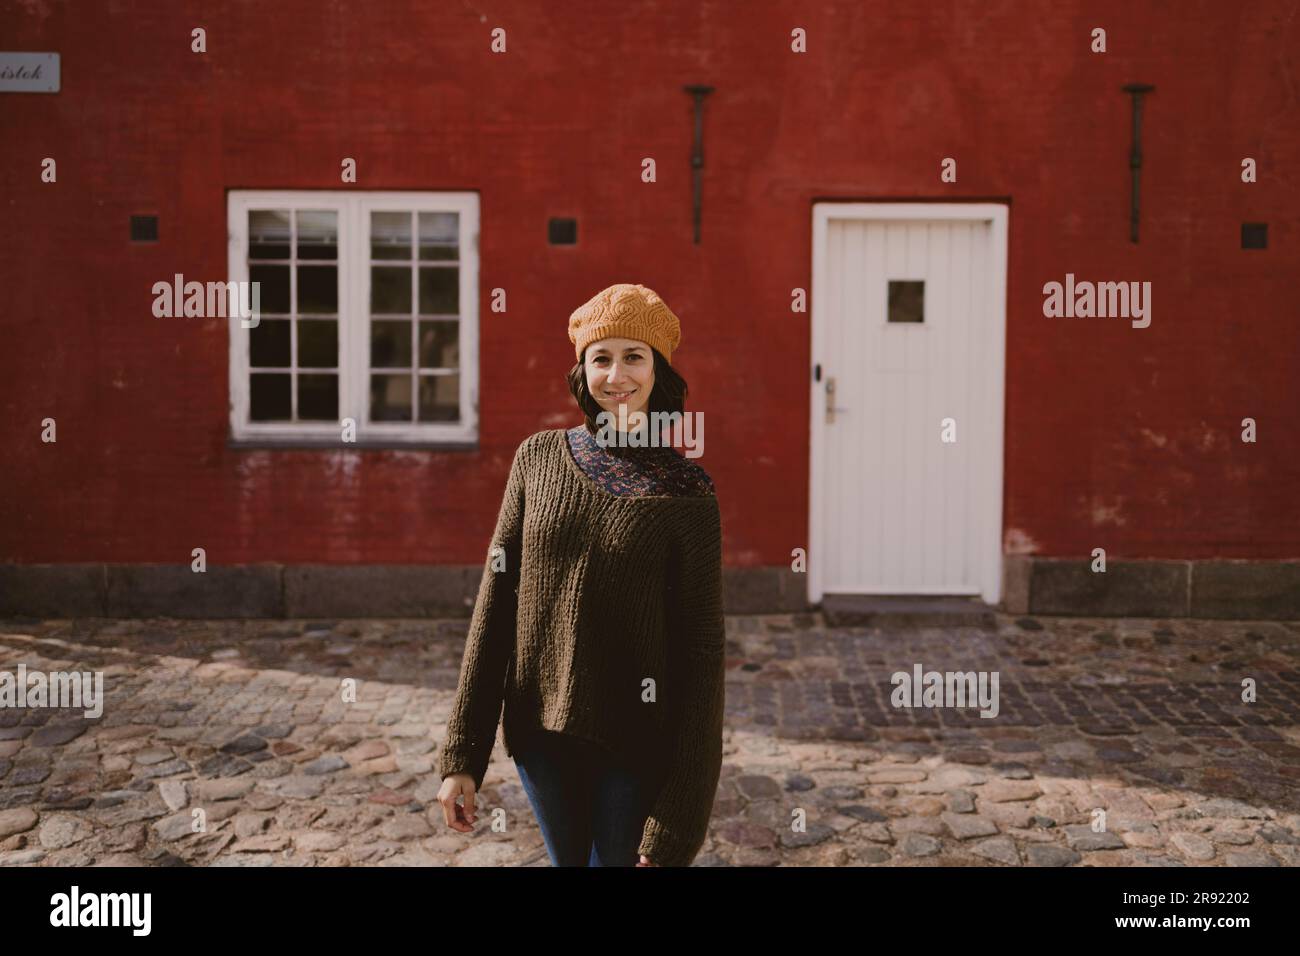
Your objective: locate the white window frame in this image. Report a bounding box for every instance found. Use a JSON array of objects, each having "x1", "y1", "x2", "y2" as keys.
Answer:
[{"x1": 226, "y1": 190, "x2": 480, "y2": 445}]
